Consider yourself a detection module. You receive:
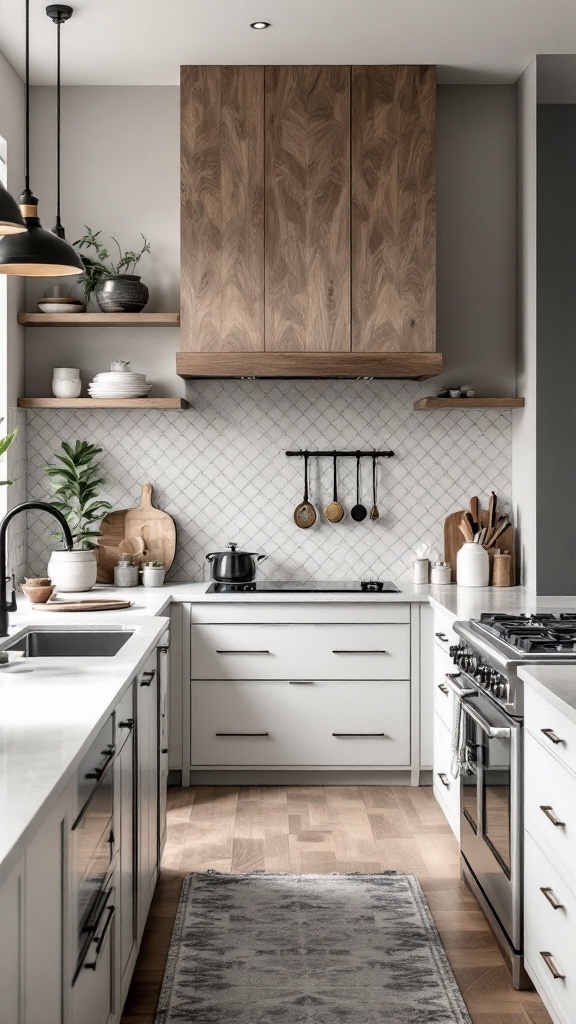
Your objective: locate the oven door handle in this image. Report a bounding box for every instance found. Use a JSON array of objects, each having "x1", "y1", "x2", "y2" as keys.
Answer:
[
  {"x1": 460, "y1": 697, "x2": 512, "y2": 739},
  {"x1": 444, "y1": 673, "x2": 478, "y2": 698}
]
